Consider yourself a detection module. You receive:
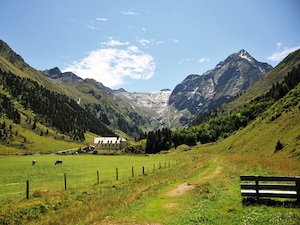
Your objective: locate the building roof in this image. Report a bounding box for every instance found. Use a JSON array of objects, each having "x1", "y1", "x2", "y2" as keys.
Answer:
[{"x1": 94, "y1": 137, "x2": 127, "y2": 144}]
